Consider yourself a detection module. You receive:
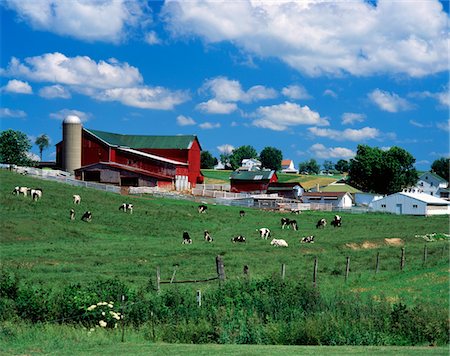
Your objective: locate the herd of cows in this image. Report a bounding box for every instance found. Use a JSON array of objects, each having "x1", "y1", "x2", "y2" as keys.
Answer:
[{"x1": 12, "y1": 185, "x2": 342, "y2": 248}]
